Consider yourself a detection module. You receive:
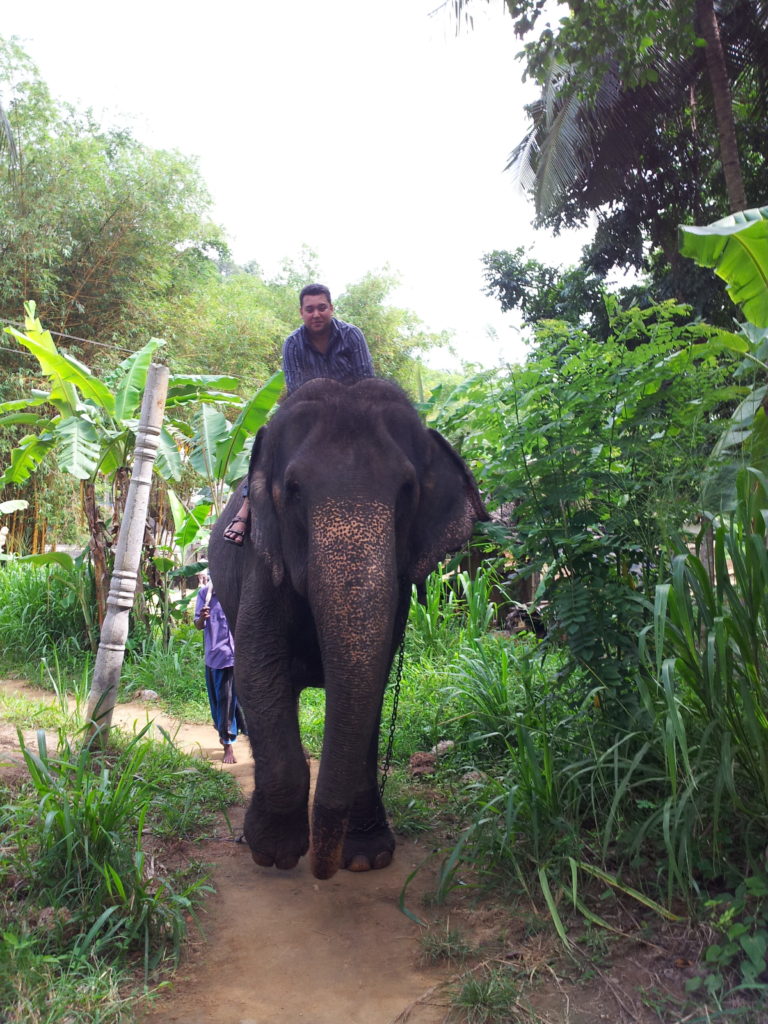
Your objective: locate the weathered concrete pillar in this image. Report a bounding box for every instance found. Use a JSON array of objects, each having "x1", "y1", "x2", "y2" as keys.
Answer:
[{"x1": 85, "y1": 364, "x2": 170, "y2": 743}]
